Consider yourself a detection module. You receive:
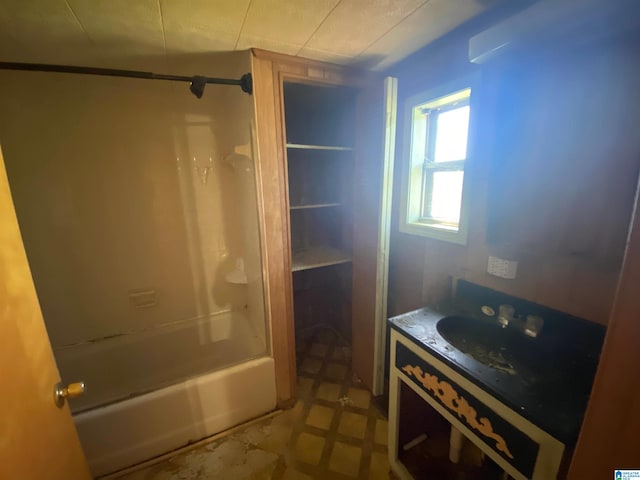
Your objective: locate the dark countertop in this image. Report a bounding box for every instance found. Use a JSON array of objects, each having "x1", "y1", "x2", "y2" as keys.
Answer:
[{"x1": 388, "y1": 305, "x2": 602, "y2": 445}]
